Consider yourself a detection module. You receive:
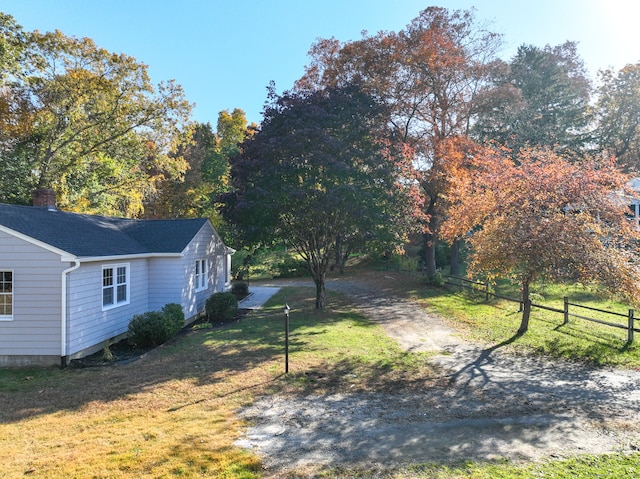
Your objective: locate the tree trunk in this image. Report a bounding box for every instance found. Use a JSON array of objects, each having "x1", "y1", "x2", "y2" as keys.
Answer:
[
  {"x1": 422, "y1": 196, "x2": 438, "y2": 277},
  {"x1": 450, "y1": 239, "x2": 460, "y2": 276},
  {"x1": 314, "y1": 274, "x2": 326, "y2": 310},
  {"x1": 333, "y1": 236, "x2": 350, "y2": 274},
  {"x1": 308, "y1": 255, "x2": 329, "y2": 310},
  {"x1": 518, "y1": 279, "x2": 531, "y2": 335},
  {"x1": 333, "y1": 235, "x2": 342, "y2": 272},
  {"x1": 339, "y1": 244, "x2": 352, "y2": 274},
  {"x1": 424, "y1": 231, "x2": 437, "y2": 277}
]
